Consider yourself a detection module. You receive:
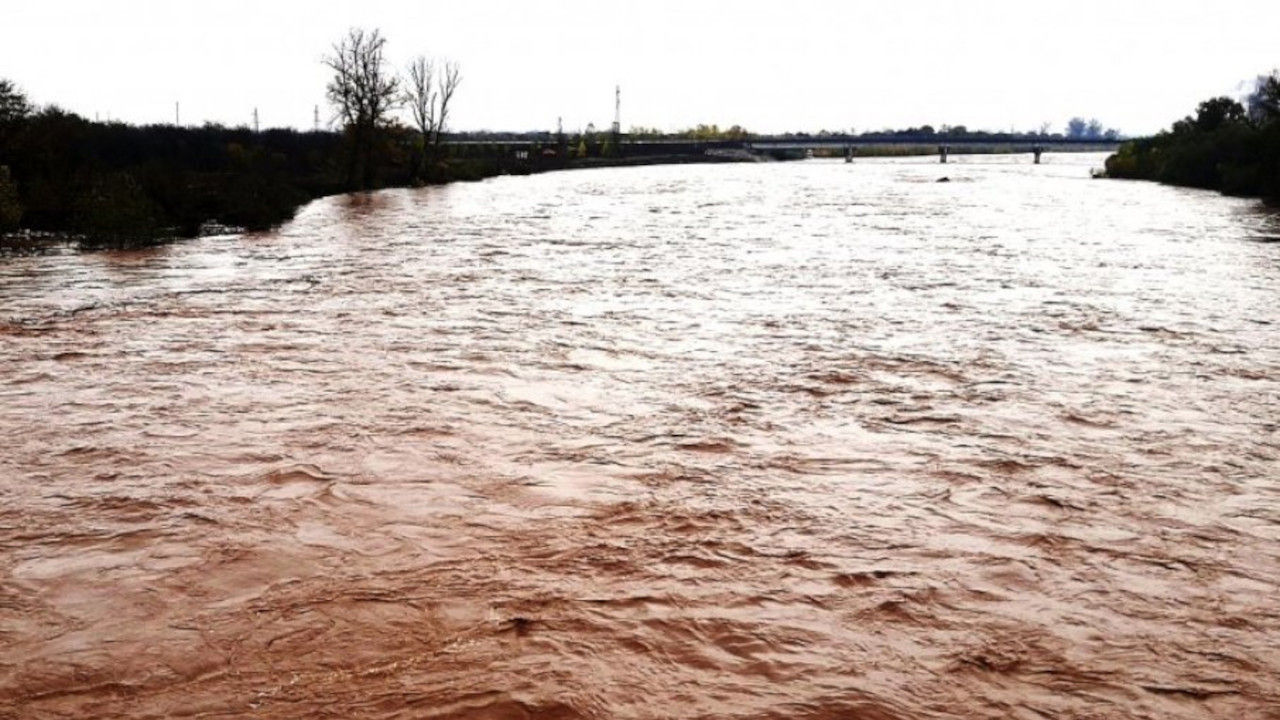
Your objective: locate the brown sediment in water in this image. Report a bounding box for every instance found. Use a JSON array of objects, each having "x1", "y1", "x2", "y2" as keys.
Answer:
[{"x1": 1, "y1": 156, "x2": 1279, "y2": 718}]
